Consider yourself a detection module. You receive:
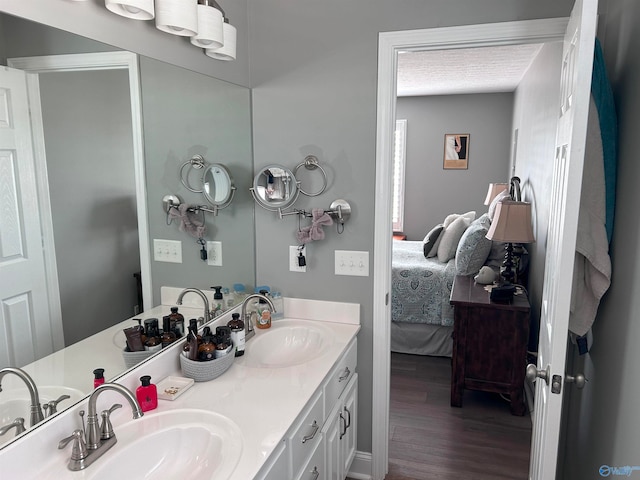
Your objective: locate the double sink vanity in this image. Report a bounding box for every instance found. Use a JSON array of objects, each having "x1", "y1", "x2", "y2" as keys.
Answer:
[{"x1": 0, "y1": 293, "x2": 360, "y2": 480}]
